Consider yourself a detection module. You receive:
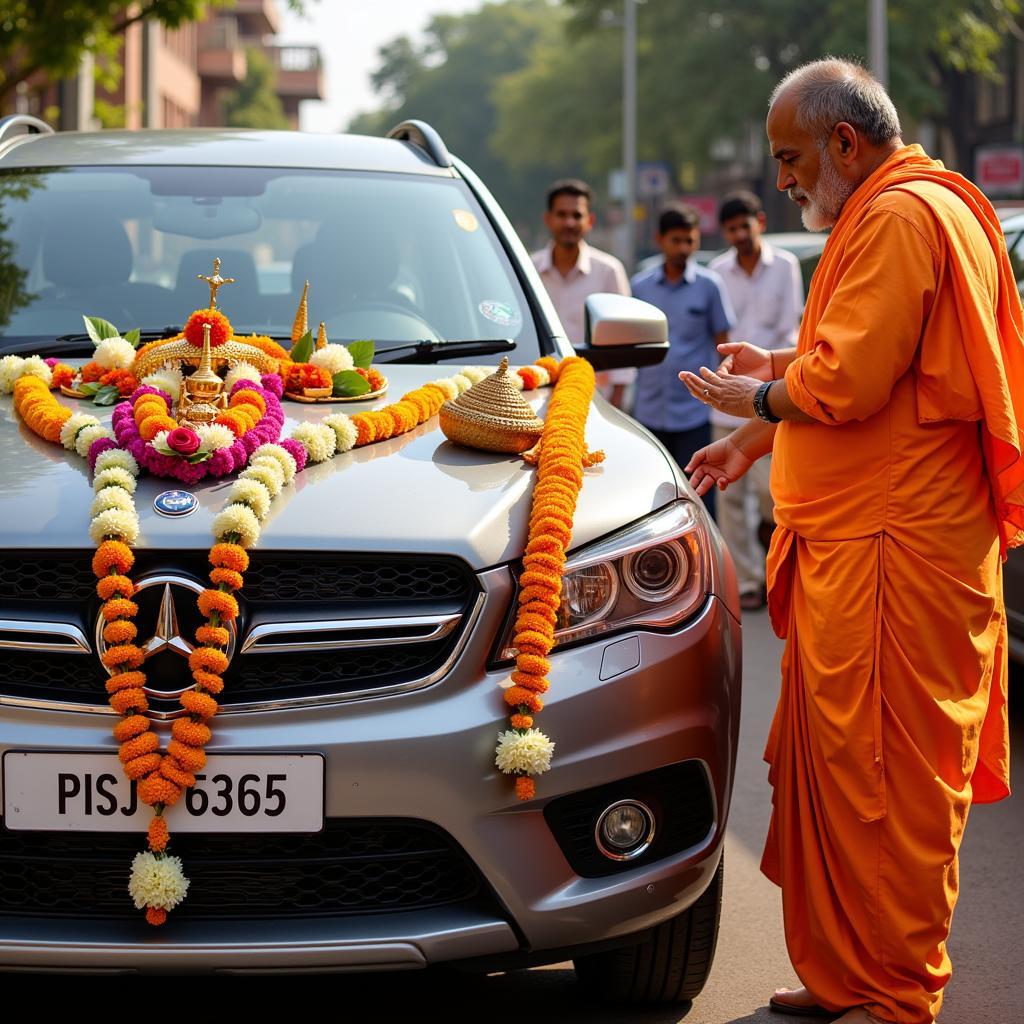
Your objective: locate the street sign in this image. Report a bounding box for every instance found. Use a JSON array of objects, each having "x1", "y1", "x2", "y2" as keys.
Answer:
[
  {"x1": 683, "y1": 195, "x2": 719, "y2": 234},
  {"x1": 637, "y1": 161, "x2": 671, "y2": 199},
  {"x1": 976, "y1": 146, "x2": 1024, "y2": 197}
]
